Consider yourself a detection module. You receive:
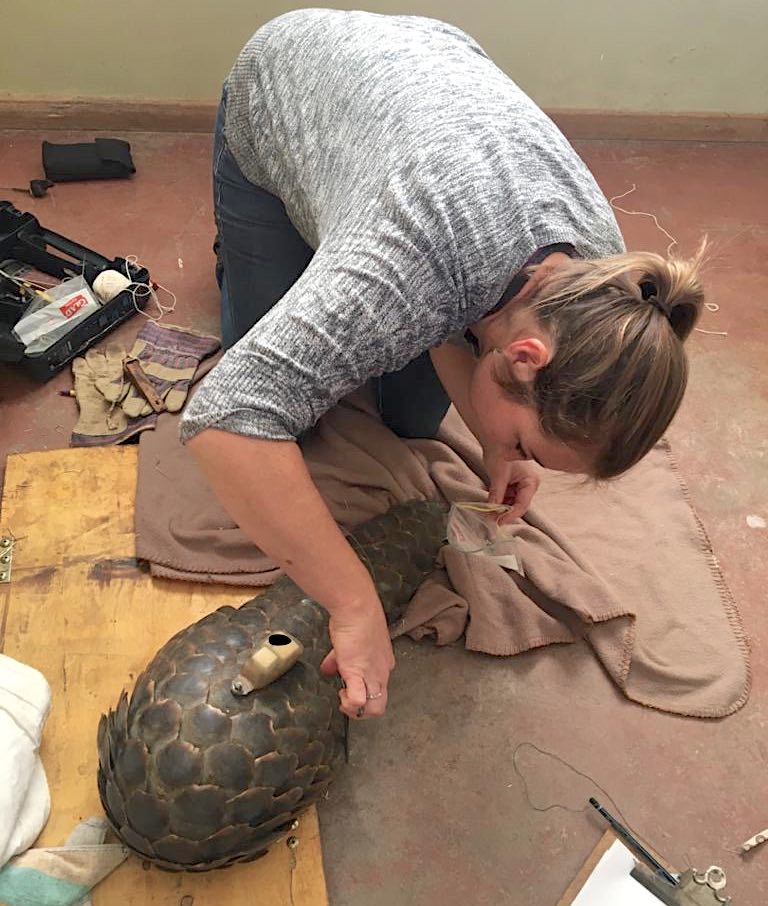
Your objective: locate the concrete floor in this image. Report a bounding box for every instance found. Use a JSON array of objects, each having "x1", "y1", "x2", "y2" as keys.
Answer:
[{"x1": 1, "y1": 131, "x2": 766, "y2": 905}]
